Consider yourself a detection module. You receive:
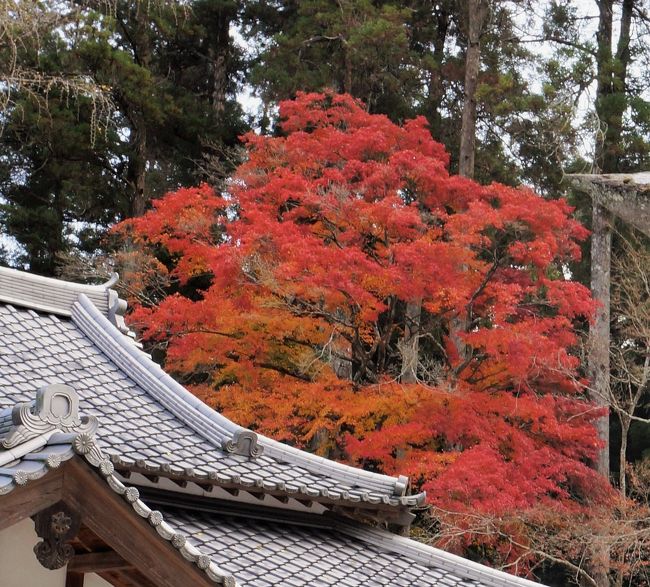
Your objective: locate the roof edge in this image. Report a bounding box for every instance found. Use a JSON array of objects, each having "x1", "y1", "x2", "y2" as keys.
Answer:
[
  {"x1": 109, "y1": 457, "x2": 425, "y2": 510},
  {"x1": 72, "y1": 294, "x2": 242, "y2": 444},
  {"x1": 74, "y1": 435, "x2": 236, "y2": 586},
  {"x1": 259, "y1": 435, "x2": 411, "y2": 495},
  {"x1": 336, "y1": 520, "x2": 545, "y2": 587},
  {"x1": 71, "y1": 293, "x2": 412, "y2": 499},
  {"x1": 0, "y1": 266, "x2": 130, "y2": 334},
  {"x1": 136, "y1": 487, "x2": 544, "y2": 587}
]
